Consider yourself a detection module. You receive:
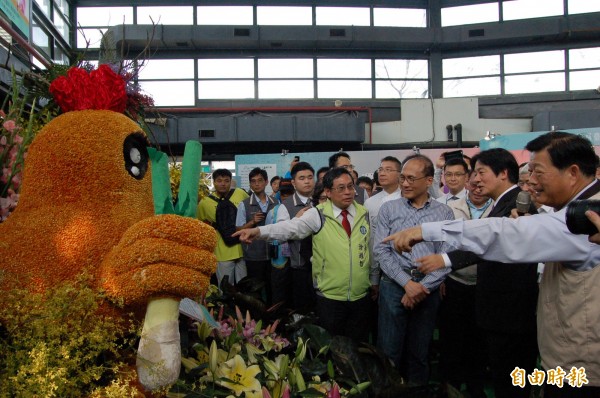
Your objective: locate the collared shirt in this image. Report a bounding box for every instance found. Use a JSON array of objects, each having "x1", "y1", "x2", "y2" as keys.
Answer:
[
  {"x1": 235, "y1": 192, "x2": 270, "y2": 227},
  {"x1": 275, "y1": 193, "x2": 311, "y2": 222},
  {"x1": 422, "y1": 180, "x2": 600, "y2": 271},
  {"x1": 465, "y1": 196, "x2": 493, "y2": 220},
  {"x1": 364, "y1": 187, "x2": 401, "y2": 280},
  {"x1": 374, "y1": 196, "x2": 455, "y2": 290},
  {"x1": 436, "y1": 188, "x2": 467, "y2": 205},
  {"x1": 259, "y1": 203, "x2": 356, "y2": 240}
]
